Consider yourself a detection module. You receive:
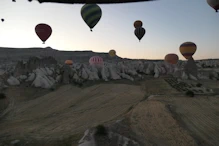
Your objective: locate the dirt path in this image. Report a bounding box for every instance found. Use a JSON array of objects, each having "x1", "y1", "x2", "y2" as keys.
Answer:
[{"x1": 0, "y1": 84, "x2": 145, "y2": 142}]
